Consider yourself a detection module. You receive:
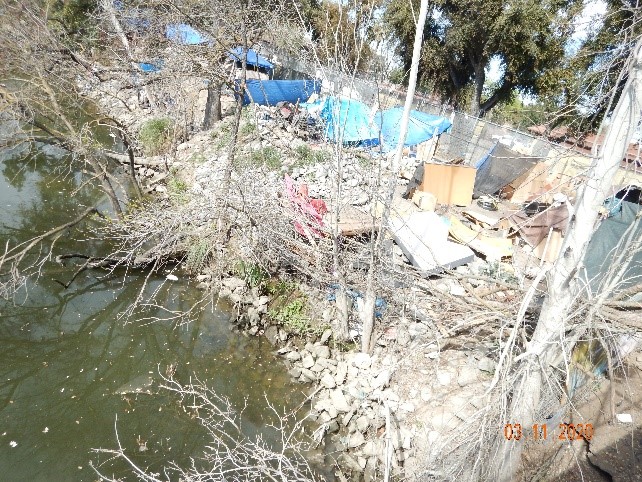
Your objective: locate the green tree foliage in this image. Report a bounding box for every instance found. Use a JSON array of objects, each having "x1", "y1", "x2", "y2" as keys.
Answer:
[
  {"x1": 550, "y1": 0, "x2": 642, "y2": 133},
  {"x1": 47, "y1": 0, "x2": 98, "y2": 40},
  {"x1": 384, "y1": 0, "x2": 583, "y2": 116}
]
